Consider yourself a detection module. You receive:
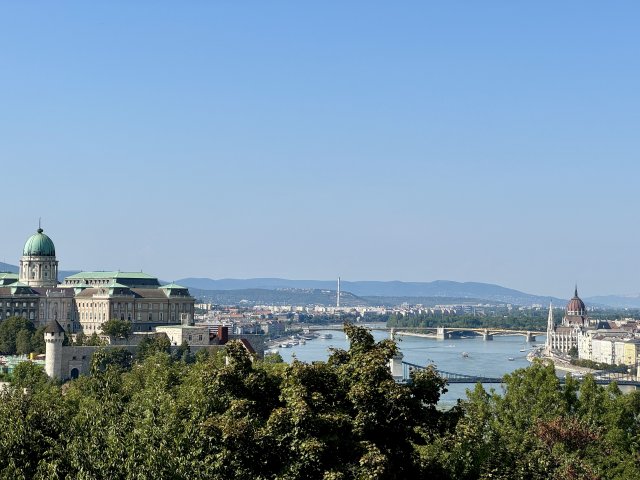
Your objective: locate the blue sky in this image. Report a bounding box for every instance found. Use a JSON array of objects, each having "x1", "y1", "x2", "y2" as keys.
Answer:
[{"x1": 1, "y1": 2, "x2": 639, "y2": 298}]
